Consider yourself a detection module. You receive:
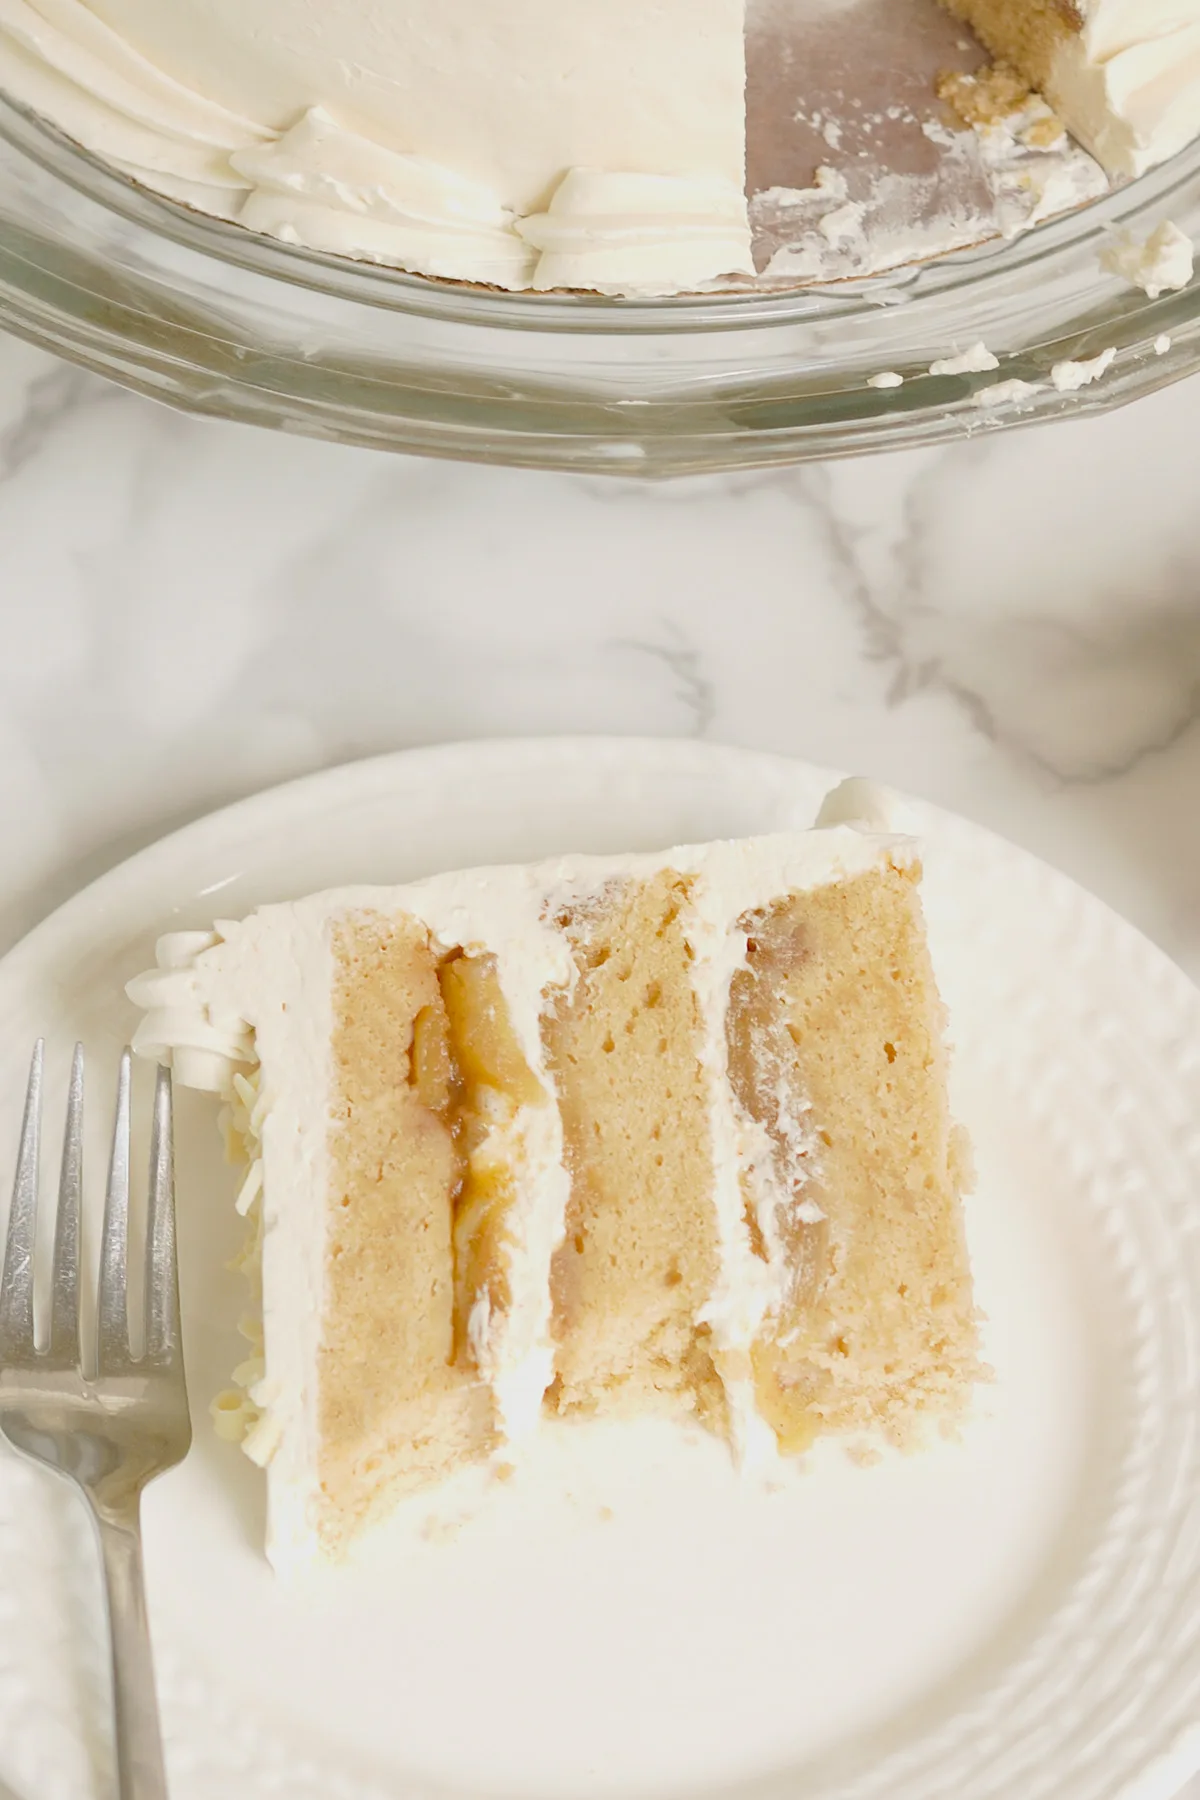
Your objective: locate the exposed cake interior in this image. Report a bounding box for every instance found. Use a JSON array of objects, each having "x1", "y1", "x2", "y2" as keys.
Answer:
[
  {"x1": 940, "y1": 1, "x2": 1200, "y2": 177},
  {"x1": 940, "y1": 0, "x2": 1070, "y2": 94},
  {"x1": 544, "y1": 870, "x2": 726, "y2": 1428},
  {"x1": 319, "y1": 921, "x2": 472, "y2": 1554},
  {"x1": 729, "y1": 864, "x2": 973, "y2": 1453},
  {"x1": 128, "y1": 790, "x2": 981, "y2": 1568},
  {"x1": 318, "y1": 918, "x2": 566, "y2": 1555}
]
